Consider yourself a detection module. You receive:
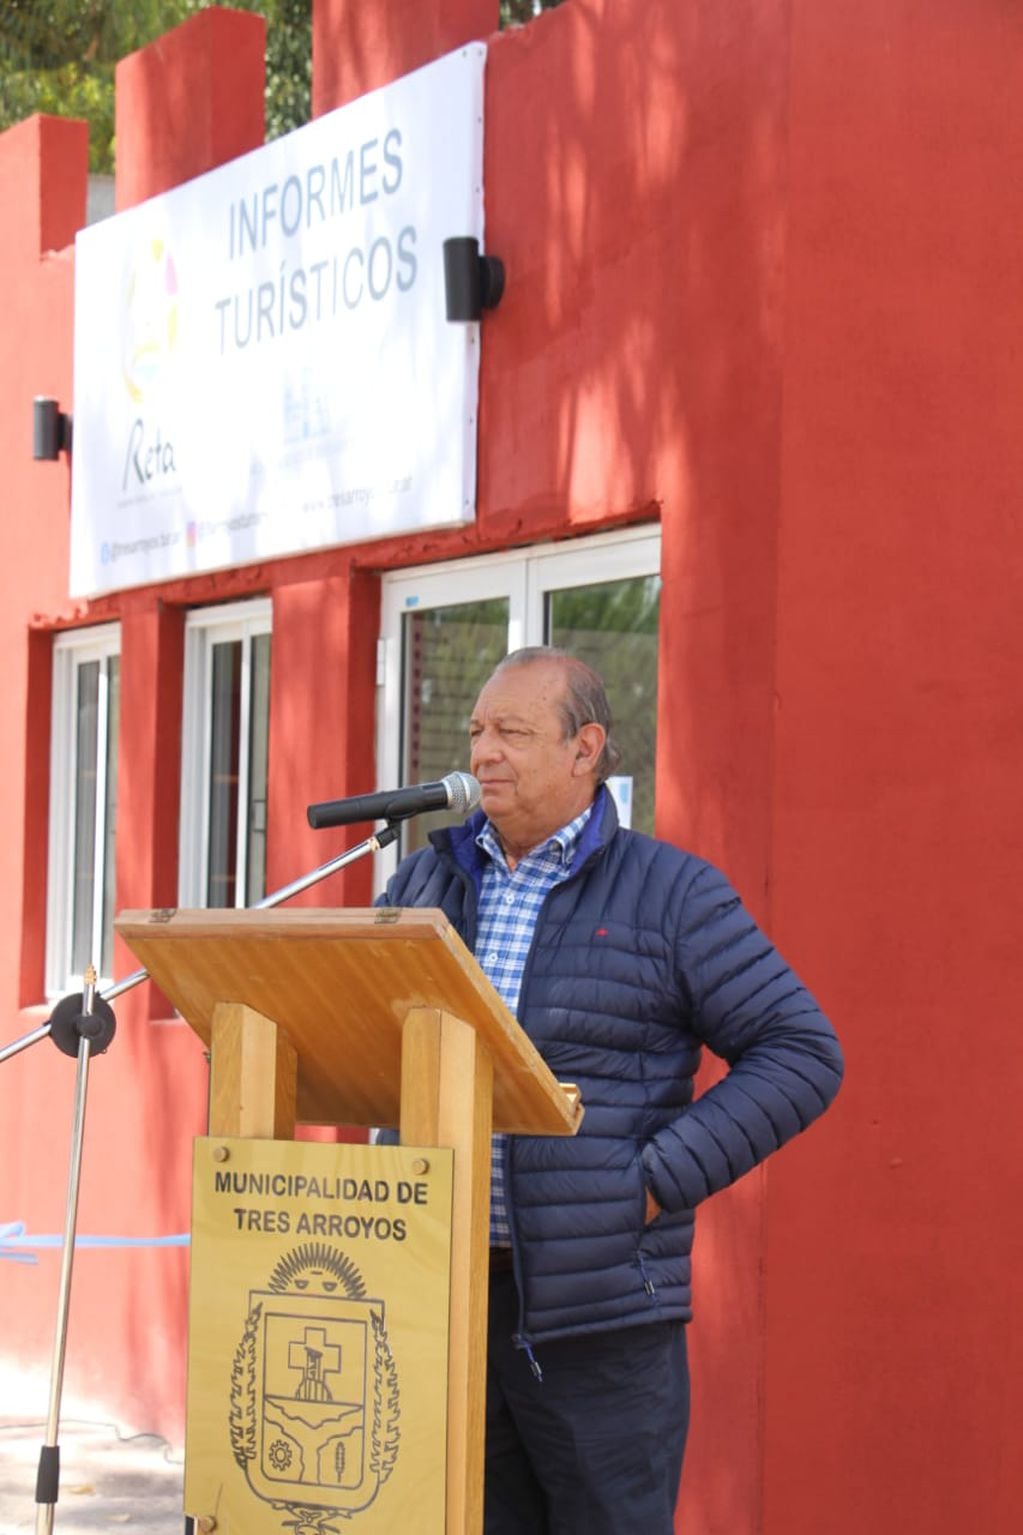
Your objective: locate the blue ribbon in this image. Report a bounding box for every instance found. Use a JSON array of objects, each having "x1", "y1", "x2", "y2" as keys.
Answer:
[{"x1": 1, "y1": 1221, "x2": 190, "y2": 1265}]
